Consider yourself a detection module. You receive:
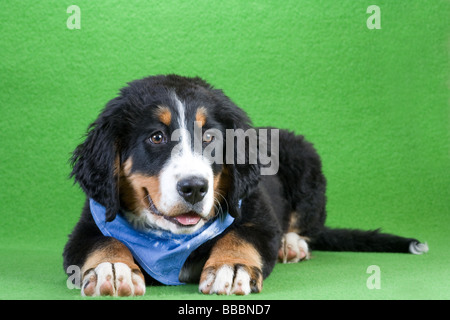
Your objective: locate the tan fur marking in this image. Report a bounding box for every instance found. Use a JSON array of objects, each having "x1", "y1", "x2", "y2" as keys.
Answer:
[
  {"x1": 212, "y1": 172, "x2": 222, "y2": 201},
  {"x1": 200, "y1": 231, "x2": 263, "y2": 292},
  {"x1": 156, "y1": 105, "x2": 172, "y2": 126},
  {"x1": 114, "y1": 154, "x2": 121, "y2": 176},
  {"x1": 210, "y1": 167, "x2": 231, "y2": 216},
  {"x1": 216, "y1": 167, "x2": 231, "y2": 198},
  {"x1": 81, "y1": 238, "x2": 141, "y2": 277},
  {"x1": 203, "y1": 231, "x2": 262, "y2": 270},
  {"x1": 119, "y1": 158, "x2": 161, "y2": 213},
  {"x1": 195, "y1": 106, "x2": 207, "y2": 127},
  {"x1": 122, "y1": 158, "x2": 133, "y2": 176},
  {"x1": 287, "y1": 212, "x2": 301, "y2": 234}
]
